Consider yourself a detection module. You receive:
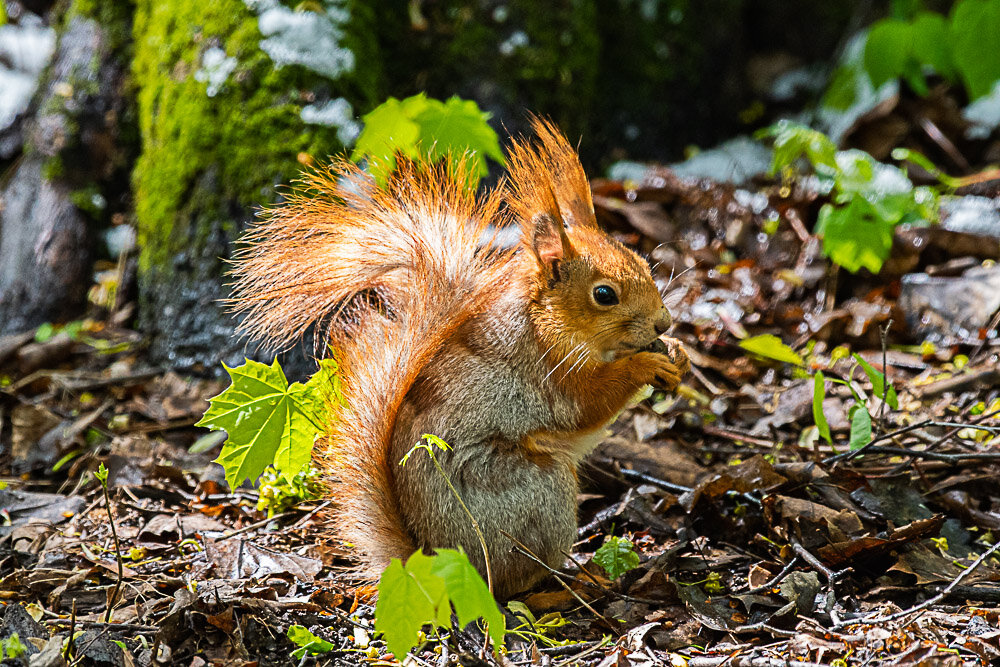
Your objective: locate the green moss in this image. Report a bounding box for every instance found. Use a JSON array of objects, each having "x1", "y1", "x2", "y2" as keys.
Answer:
[
  {"x1": 131, "y1": 0, "x2": 381, "y2": 274},
  {"x1": 42, "y1": 155, "x2": 65, "y2": 181}
]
